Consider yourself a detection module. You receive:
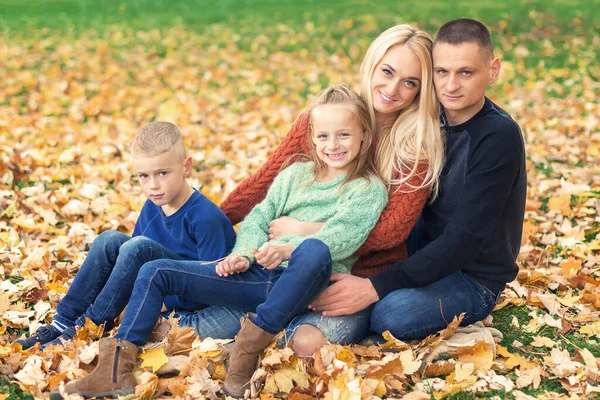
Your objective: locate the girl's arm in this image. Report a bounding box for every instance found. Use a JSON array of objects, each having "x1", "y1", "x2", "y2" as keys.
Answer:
[
  {"x1": 220, "y1": 111, "x2": 311, "y2": 225},
  {"x1": 353, "y1": 165, "x2": 430, "y2": 256},
  {"x1": 284, "y1": 178, "x2": 389, "y2": 261}
]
